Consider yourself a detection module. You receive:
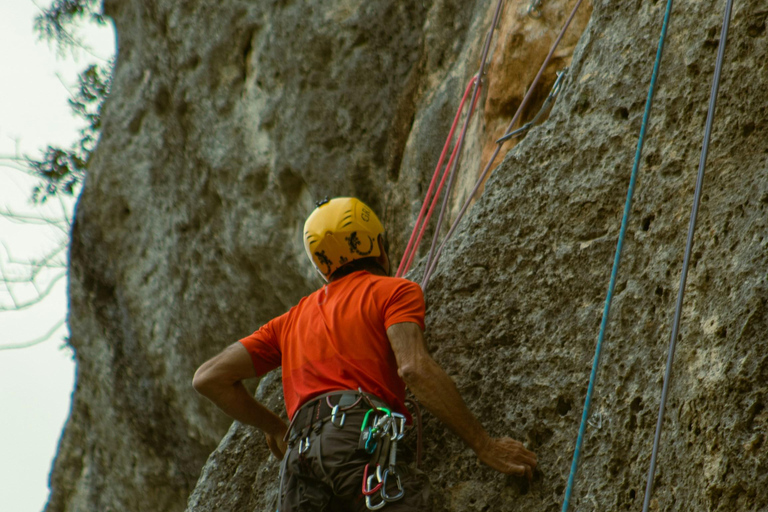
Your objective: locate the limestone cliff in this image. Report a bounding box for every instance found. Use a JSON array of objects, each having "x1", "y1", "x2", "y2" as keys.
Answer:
[{"x1": 47, "y1": 0, "x2": 767, "y2": 511}]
